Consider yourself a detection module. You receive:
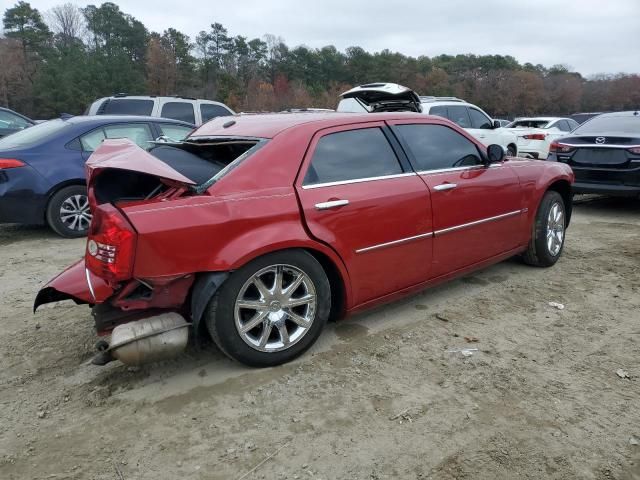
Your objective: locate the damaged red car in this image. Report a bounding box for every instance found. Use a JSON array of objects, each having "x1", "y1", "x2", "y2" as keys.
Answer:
[{"x1": 35, "y1": 112, "x2": 574, "y2": 367}]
